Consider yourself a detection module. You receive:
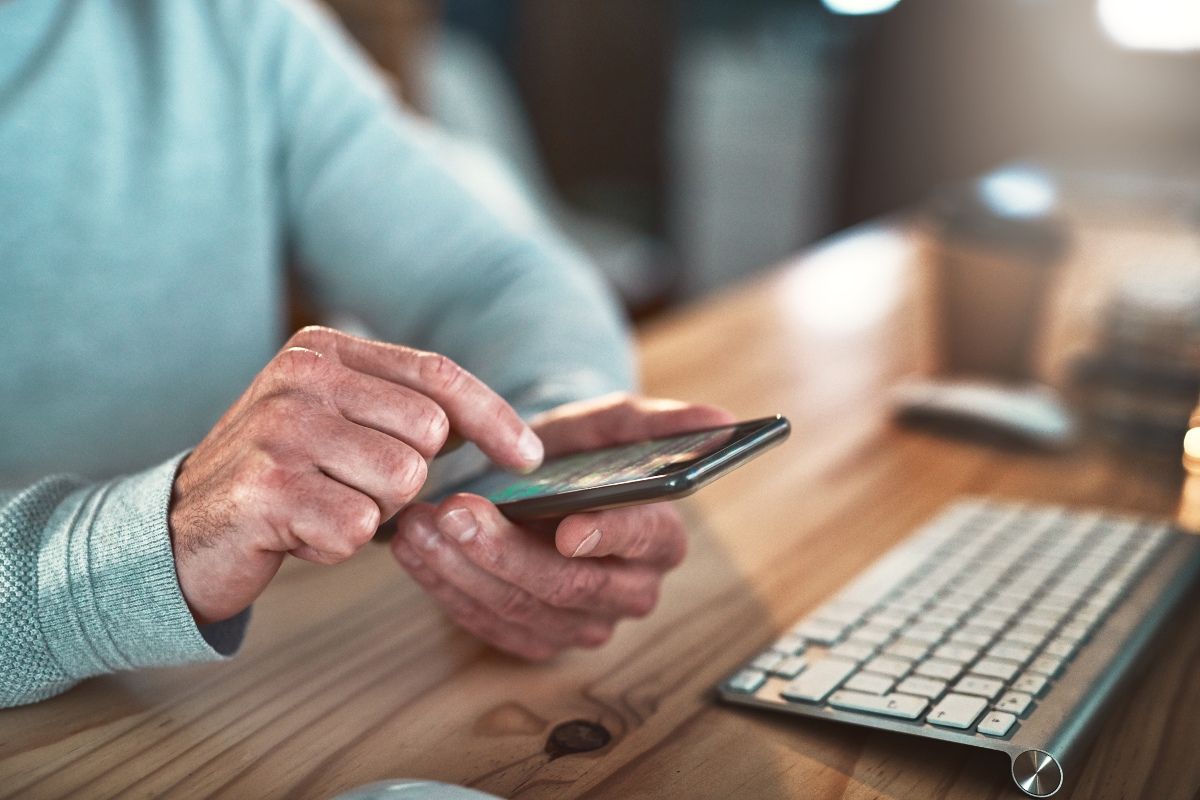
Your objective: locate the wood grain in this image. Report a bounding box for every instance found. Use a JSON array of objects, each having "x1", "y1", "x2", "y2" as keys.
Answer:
[{"x1": 2, "y1": 208, "x2": 1198, "y2": 800}]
